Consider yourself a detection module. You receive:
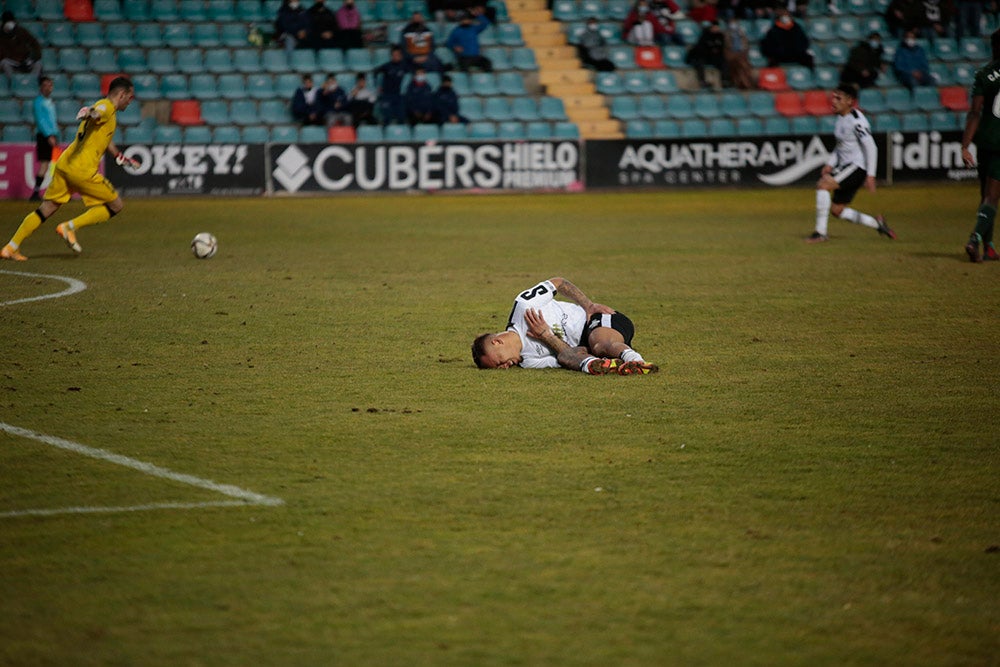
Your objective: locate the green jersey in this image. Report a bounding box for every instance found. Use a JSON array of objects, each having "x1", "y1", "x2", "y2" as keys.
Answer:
[{"x1": 972, "y1": 59, "x2": 1000, "y2": 150}]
